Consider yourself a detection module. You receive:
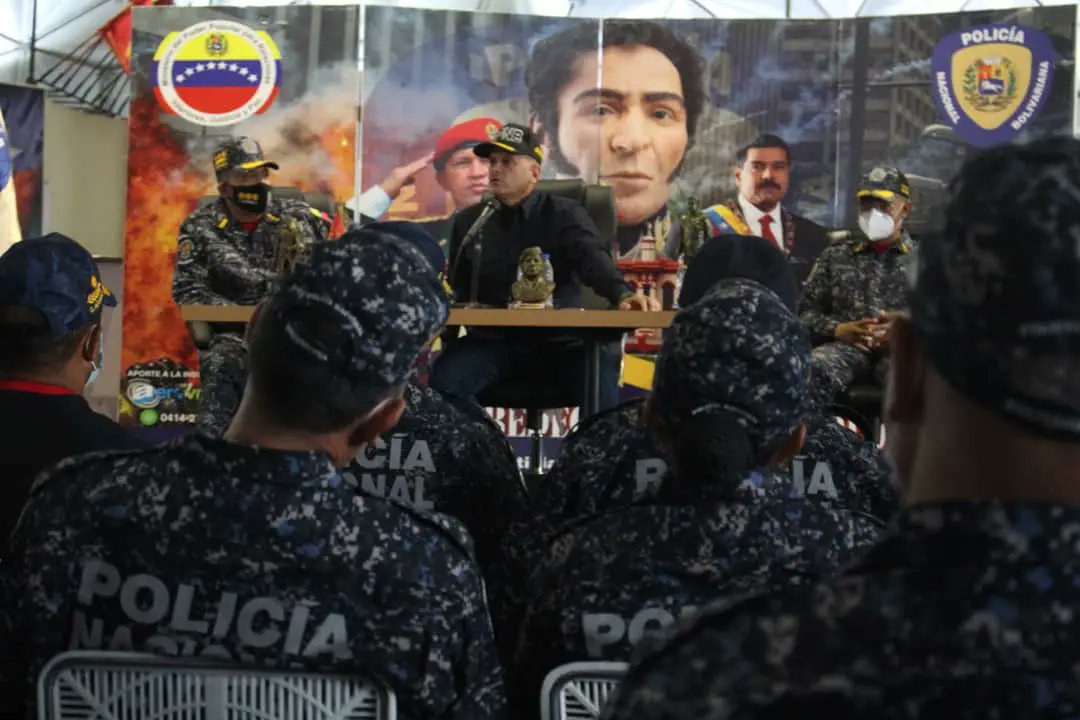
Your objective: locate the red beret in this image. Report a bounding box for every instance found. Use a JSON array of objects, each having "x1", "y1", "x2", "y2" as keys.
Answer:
[{"x1": 433, "y1": 117, "x2": 503, "y2": 170}]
